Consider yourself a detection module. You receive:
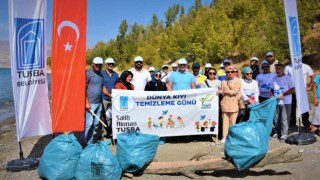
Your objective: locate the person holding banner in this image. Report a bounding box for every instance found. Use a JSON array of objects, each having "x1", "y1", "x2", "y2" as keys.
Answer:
[
  {"x1": 220, "y1": 66, "x2": 242, "y2": 143},
  {"x1": 270, "y1": 63, "x2": 295, "y2": 143},
  {"x1": 85, "y1": 57, "x2": 108, "y2": 145},
  {"x1": 114, "y1": 70, "x2": 134, "y2": 90},
  {"x1": 167, "y1": 58, "x2": 196, "y2": 91},
  {"x1": 129, "y1": 56, "x2": 151, "y2": 91}
]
